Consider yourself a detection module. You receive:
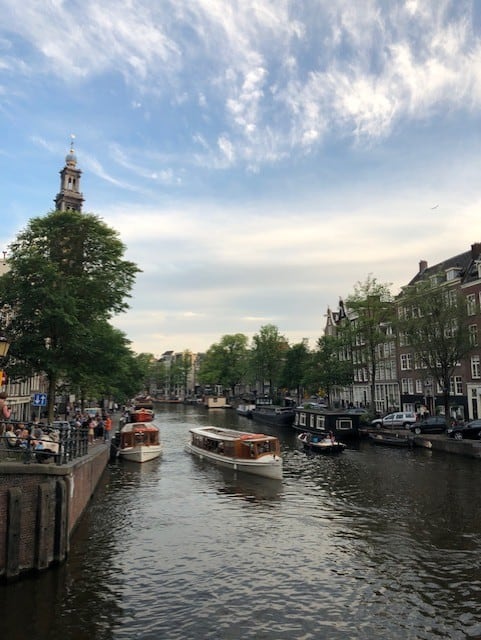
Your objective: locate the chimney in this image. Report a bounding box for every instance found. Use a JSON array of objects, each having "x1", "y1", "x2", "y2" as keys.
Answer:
[
  {"x1": 471, "y1": 243, "x2": 481, "y2": 259},
  {"x1": 419, "y1": 260, "x2": 428, "y2": 273}
]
